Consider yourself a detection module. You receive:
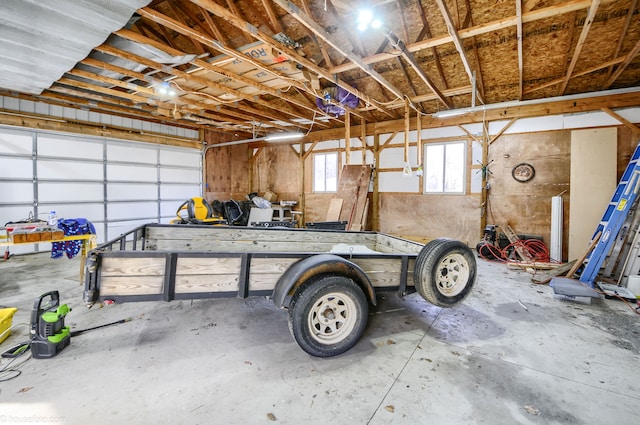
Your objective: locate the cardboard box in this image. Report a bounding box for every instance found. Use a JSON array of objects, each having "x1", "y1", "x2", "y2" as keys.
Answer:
[
  {"x1": 263, "y1": 190, "x2": 278, "y2": 202},
  {"x1": 9, "y1": 231, "x2": 27, "y2": 243},
  {"x1": 0, "y1": 308, "x2": 18, "y2": 344}
]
